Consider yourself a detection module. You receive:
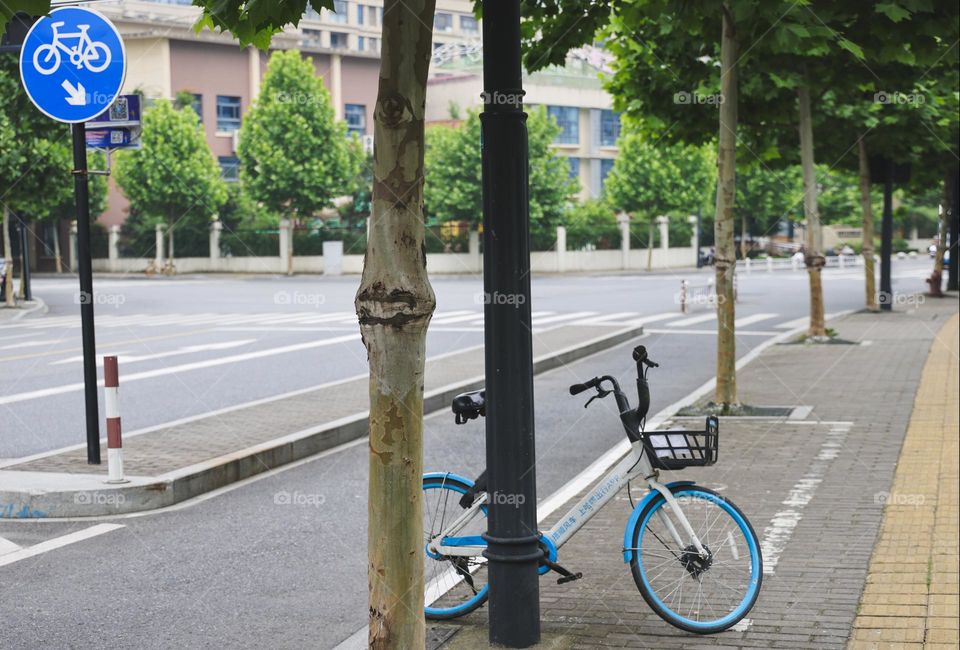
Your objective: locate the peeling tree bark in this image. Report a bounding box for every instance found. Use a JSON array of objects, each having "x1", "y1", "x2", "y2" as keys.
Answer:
[
  {"x1": 797, "y1": 85, "x2": 826, "y2": 337},
  {"x1": 858, "y1": 139, "x2": 878, "y2": 311},
  {"x1": 355, "y1": 1, "x2": 437, "y2": 647},
  {"x1": 3, "y1": 205, "x2": 14, "y2": 307},
  {"x1": 714, "y1": 4, "x2": 738, "y2": 409}
]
